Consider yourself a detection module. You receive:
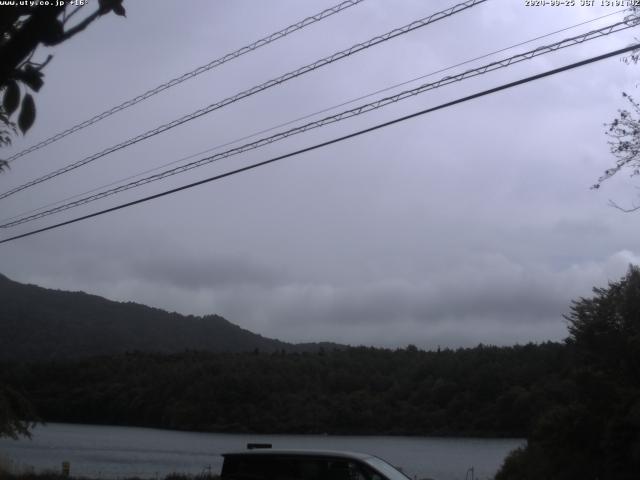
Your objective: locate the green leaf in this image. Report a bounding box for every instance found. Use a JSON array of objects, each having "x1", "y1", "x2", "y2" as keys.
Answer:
[
  {"x1": 20, "y1": 67, "x2": 44, "y2": 92},
  {"x1": 98, "y1": 0, "x2": 126, "y2": 16},
  {"x1": 18, "y1": 94, "x2": 35, "y2": 134},
  {"x1": 41, "y1": 19, "x2": 64, "y2": 46},
  {"x1": 113, "y1": 3, "x2": 126, "y2": 16},
  {"x1": 3, "y1": 81, "x2": 20, "y2": 116}
]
